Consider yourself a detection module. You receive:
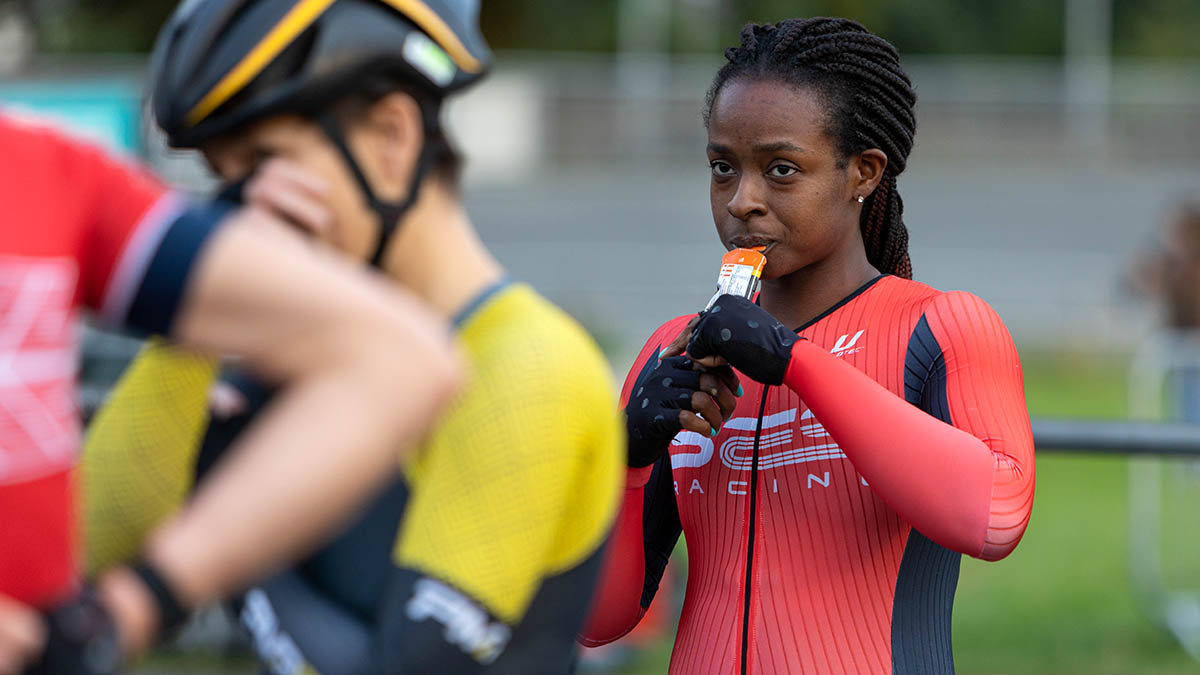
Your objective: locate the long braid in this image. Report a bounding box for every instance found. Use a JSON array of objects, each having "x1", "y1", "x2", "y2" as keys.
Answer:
[
  {"x1": 705, "y1": 17, "x2": 917, "y2": 279},
  {"x1": 864, "y1": 174, "x2": 911, "y2": 279}
]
